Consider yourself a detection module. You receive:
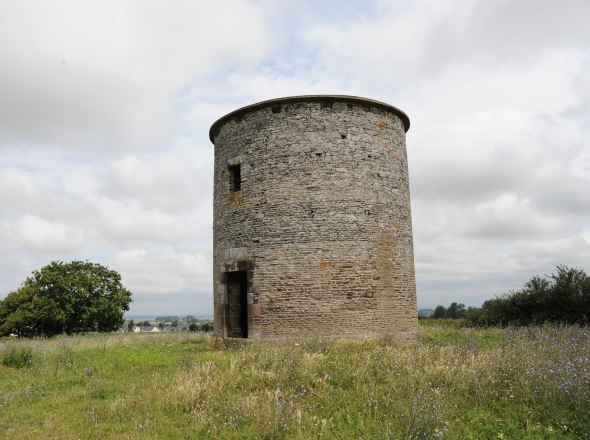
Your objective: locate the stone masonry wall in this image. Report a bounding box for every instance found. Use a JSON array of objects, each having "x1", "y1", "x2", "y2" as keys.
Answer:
[{"x1": 211, "y1": 96, "x2": 418, "y2": 342}]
